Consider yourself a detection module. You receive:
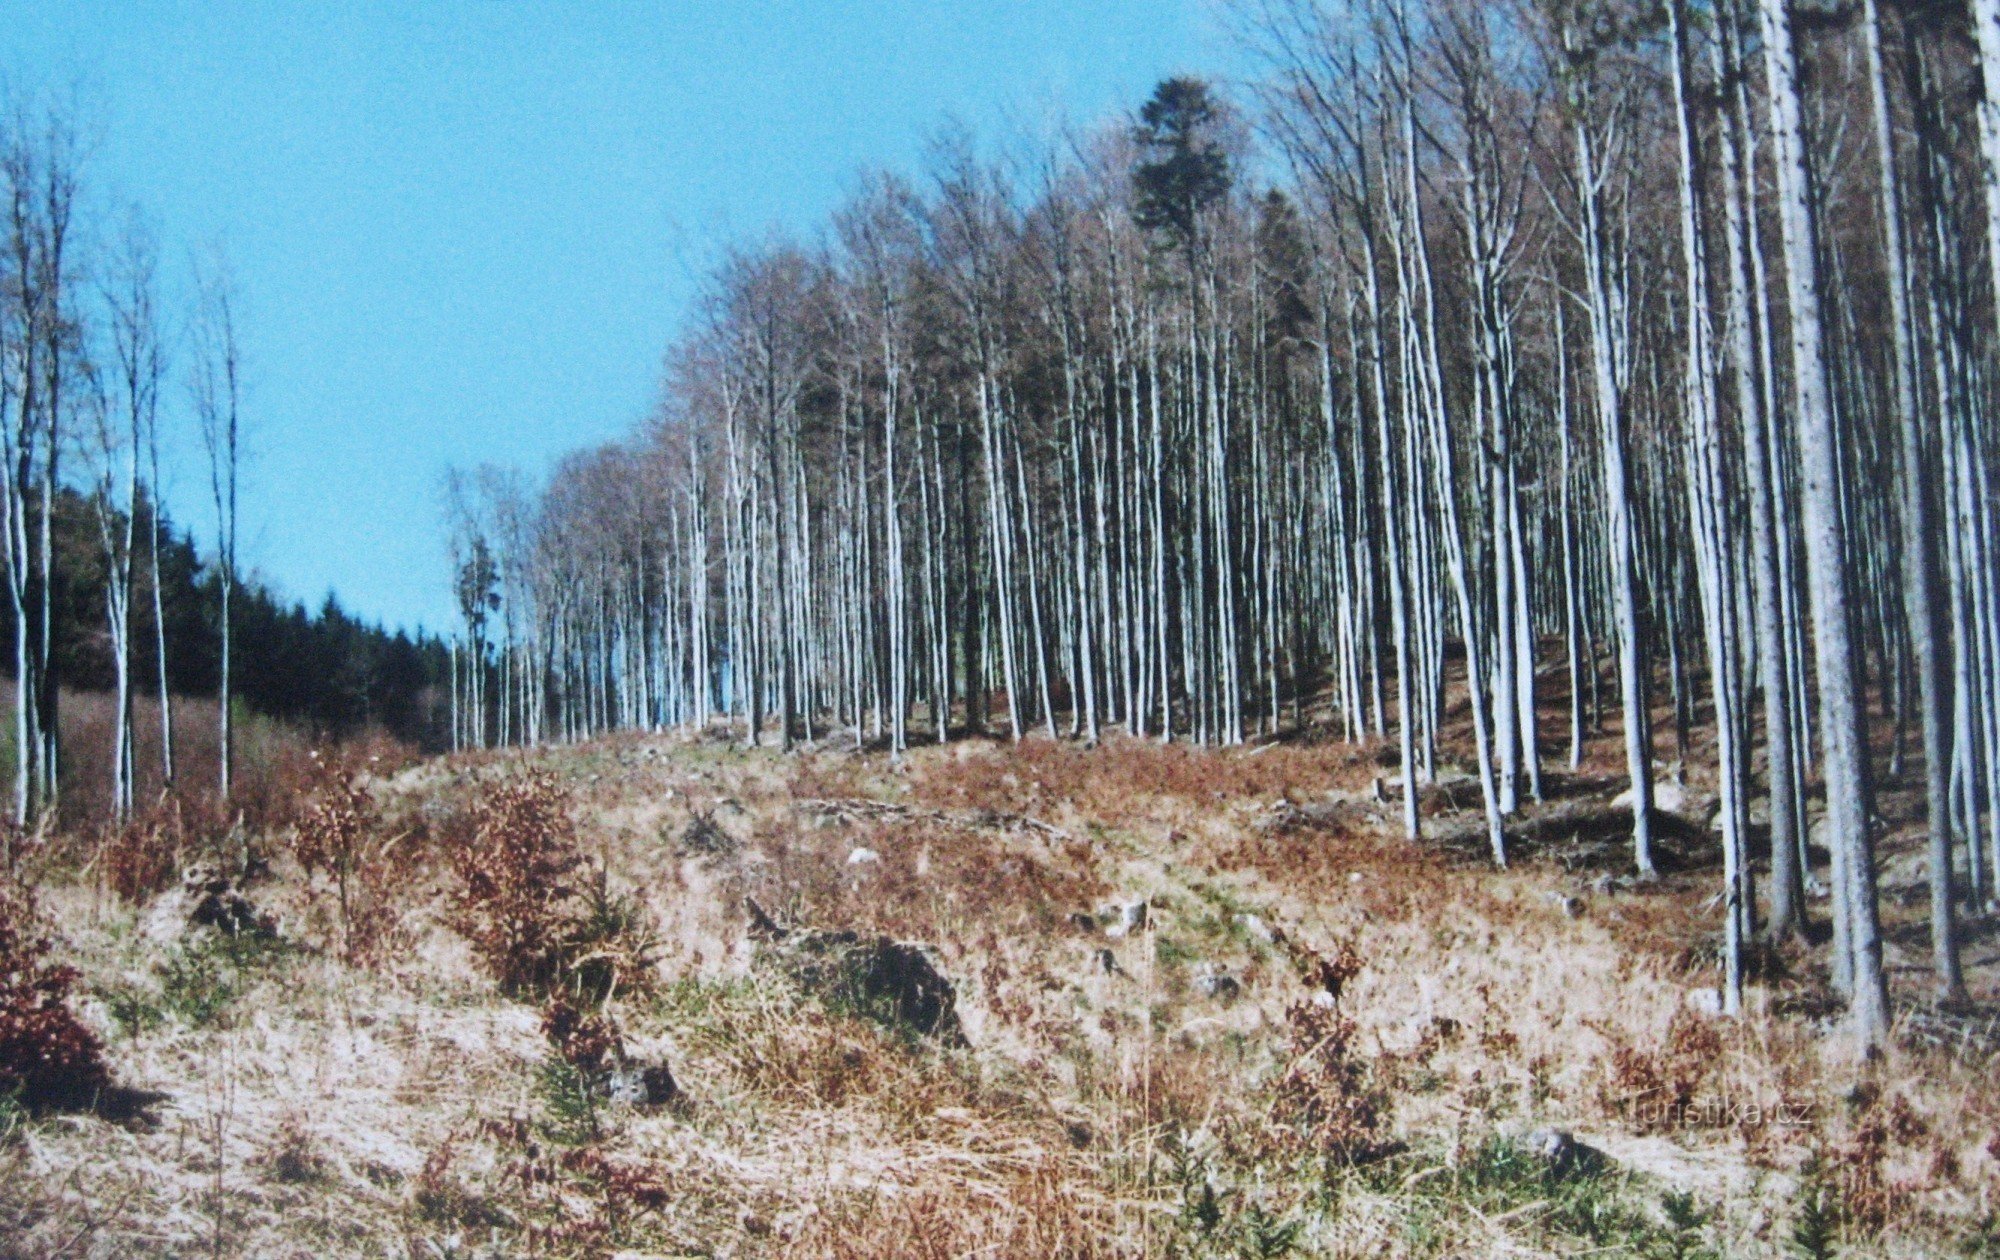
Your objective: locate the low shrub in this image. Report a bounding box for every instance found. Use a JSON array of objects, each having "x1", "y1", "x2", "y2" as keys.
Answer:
[
  {"x1": 98, "y1": 814, "x2": 179, "y2": 905},
  {"x1": 1271, "y1": 997, "x2": 1390, "y2": 1163},
  {"x1": 450, "y1": 772, "x2": 589, "y2": 996},
  {"x1": 157, "y1": 928, "x2": 285, "y2": 1028},
  {"x1": 292, "y1": 755, "x2": 405, "y2": 965},
  {"x1": 1268, "y1": 936, "x2": 1389, "y2": 1164},
  {"x1": 449, "y1": 772, "x2": 654, "y2": 1000},
  {"x1": 0, "y1": 880, "x2": 111, "y2": 1112}
]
